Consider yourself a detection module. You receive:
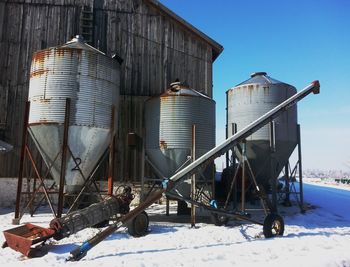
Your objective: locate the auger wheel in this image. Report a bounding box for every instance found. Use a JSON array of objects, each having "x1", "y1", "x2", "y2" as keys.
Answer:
[
  {"x1": 127, "y1": 211, "x2": 149, "y2": 237},
  {"x1": 263, "y1": 213, "x2": 284, "y2": 238},
  {"x1": 210, "y1": 213, "x2": 229, "y2": 226}
]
